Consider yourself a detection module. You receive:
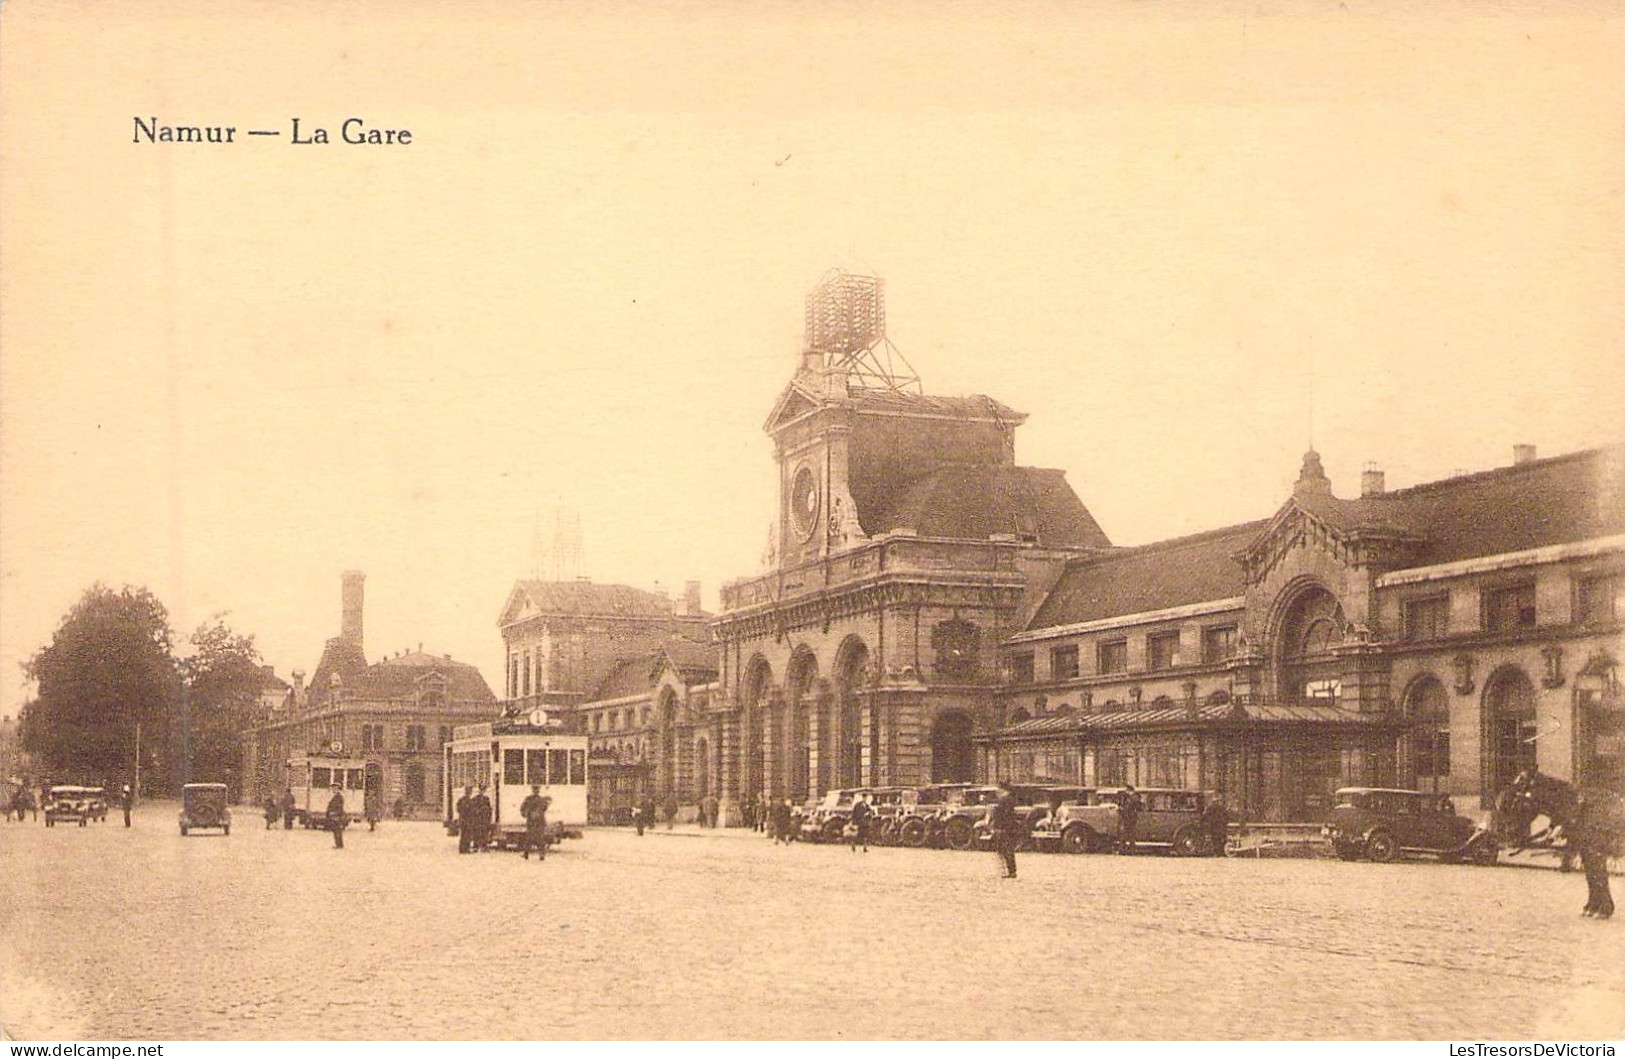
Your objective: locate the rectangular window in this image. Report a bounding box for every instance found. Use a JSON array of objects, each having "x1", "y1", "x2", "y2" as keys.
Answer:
[
  {"x1": 1201, "y1": 626, "x2": 1236, "y2": 664},
  {"x1": 548, "y1": 749, "x2": 569, "y2": 787},
  {"x1": 504, "y1": 749, "x2": 525, "y2": 786},
  {"x1": 527, "y1": 749, "x2": 547, "y2": 786},
  {"x1": 569, "y1": 749, "x2": 586, "y2": 785},
  {"x1": 1009, "y1": 652, "x2": 1035, "y2": 684},
  {"x1": 311, "y1": 767, "x2": 331, "y2": 788},
  {"x1": 1417, "y1": 730, "x2": 1451, "y2": 779},
  {"x1": 438, "y1": 726, "x2": 451, "y2": 746},
  {"x1": 1484, "y1": 582, "x2": 1537, "y2": 632},
  {"x1": 1050, "y1": 645, "x2": 1079, "y2": 681},
  {"x1": 1402, "y1": 595, "x2": 1450, "y2": 642},
  {"x1": 360, "y1": 726, "x2": 373, "y2": 751},
  {"x1": 1304, "y1": 678, "x2": 1341, "y2": 702},
  {"x1": 1098, "y1": 640, "x2": 1127, "y2": 675},
  {"x1": 347, "y1": 768, "x2": 365, "y2": 791},
  {"x1": 1577, "y1": 573, "x2": 1618, "y2": 625},
  {"x1": 1147, "y1": 632, "x2": 1179, "y2": 672}
]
